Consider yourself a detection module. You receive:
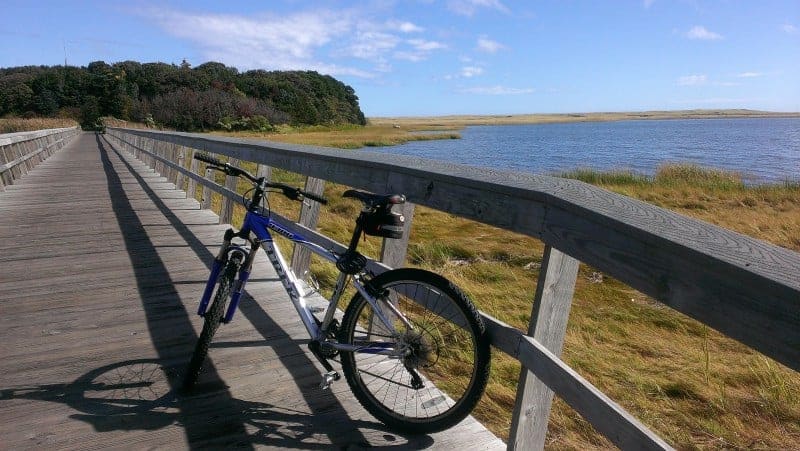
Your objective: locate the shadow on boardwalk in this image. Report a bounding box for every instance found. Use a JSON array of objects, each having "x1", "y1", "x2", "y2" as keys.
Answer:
[
  {"x1": 90, "y1": 135, "x2": 433, "y2": 448},
  {"x1": 0, "y1": 357, "x2": 432, "y2": 449}
]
